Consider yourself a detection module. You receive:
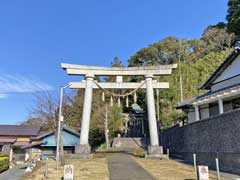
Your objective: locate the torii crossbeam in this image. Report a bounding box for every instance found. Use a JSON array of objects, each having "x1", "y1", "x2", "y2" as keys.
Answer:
[
  {"x1": 62, "y1": 63, "x2": 177, "y2": 158},
  {"x1": 69, "y1": 80, "x2": 169, "y2": 89}
]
